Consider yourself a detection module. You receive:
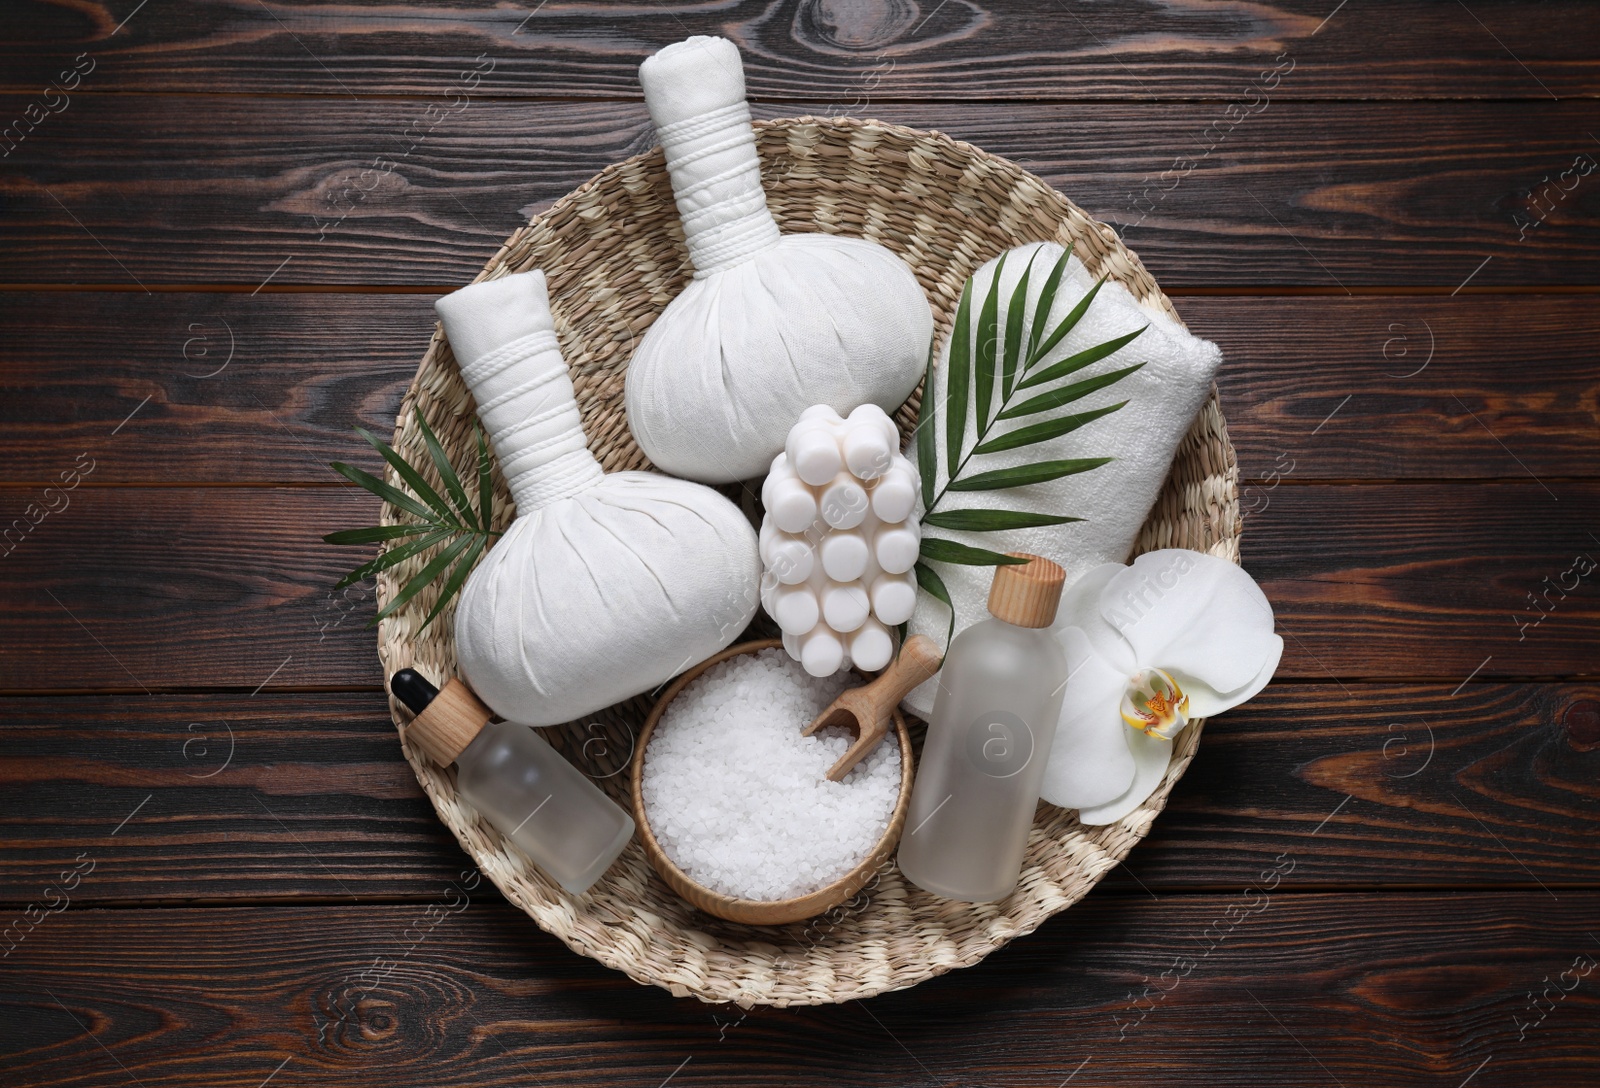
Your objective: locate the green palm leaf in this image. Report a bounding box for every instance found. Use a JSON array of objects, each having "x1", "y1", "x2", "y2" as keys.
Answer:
[
  {"x1": 922, "y1": 509, "x2": 1082, "y2": 532},
  {"x1": 420, "y1": 533, "x2": 488, "y2": 630},
  {"x1": 915, "y1": 339, "x2": 938, "y2": 510},
  {"x1": 1026, "y1": 246, "x2": 1071, "y2": 364},
  {"x1": 476, "y1": 427, "x2": 494, "y2": 532},
  {"x1": 998, "y1": 364, "x2": 1146, "y2": 421},
  {"x1": 334, "y1": 527, "x2": 453, "y2": 589},
  {"x1": 371, "y1": 532, "x2": 475, "y2": 627},
  {"x1": 415, "y1": 409, "x2": 480, "y2": 531},
  {"x1": 1027, "y1": 277, "x2": 1108, "y2": 371},
  {"x1": 330, "y1": 460, "x2": 438, "y2": 523},
  {"x1": 914, "y1": 559, "x2": 955, "y2": 644},
  {"x1": 323, "y1": 523, "x2": 438, "y2": 546},
  {"x1": 972, "y1": 401, "x2": 1128, "y2": 455},
  {"x1": 945, "y1": 277, "x2": 974, "y2": 471},
  {"x1": 908, "y1": 249, "x2": 1139, "y2": 623},
  {"x1": 919, "y1": 538, "x2": 1031, "y2": 566},
  {"x1": 354, "y1": 424, "x2": 456, "y2": 527},
  {"x1": 1019, "y1": 326, "x2": 1147, "y2": 391},
  {"x1": 1002, "y1": 249, "x2": 1035, "y2": 399},
  {"x1": 946, "y1": 457, "x2": 1113, "y2": 492},
  {"x1": 973, "y1": 252, "x2": 1005, "y2": 430},
  {"x1": 326, "y1": 420, "x2": 500, "y2": 631}
]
